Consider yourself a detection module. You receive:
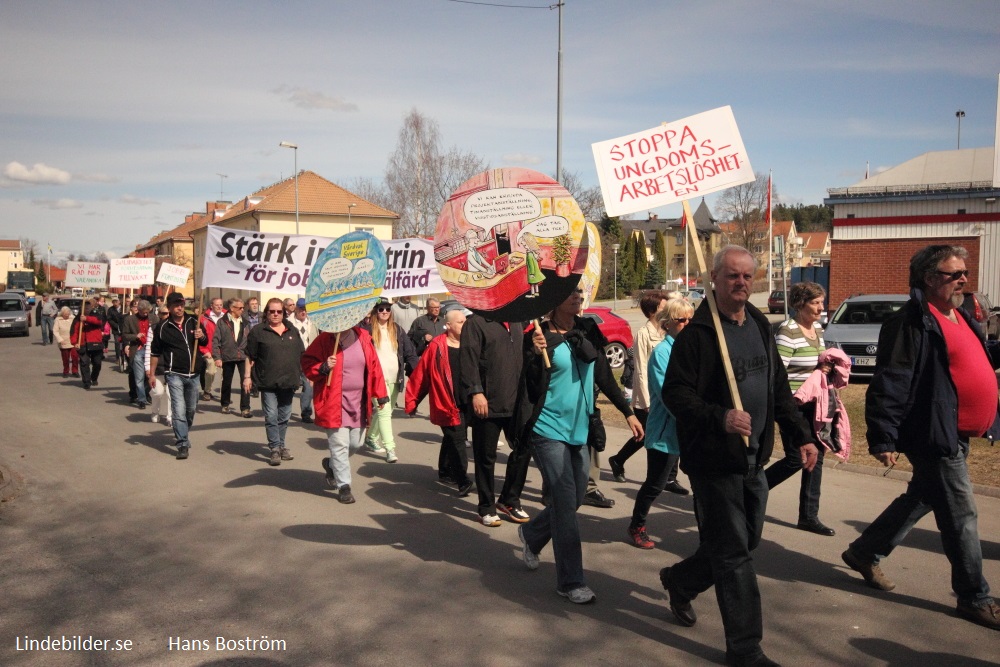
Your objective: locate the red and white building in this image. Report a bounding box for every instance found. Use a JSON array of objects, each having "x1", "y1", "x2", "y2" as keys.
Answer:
[{"x1": 825, "y1": 147, "x2": 1000, "y2": 309}]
